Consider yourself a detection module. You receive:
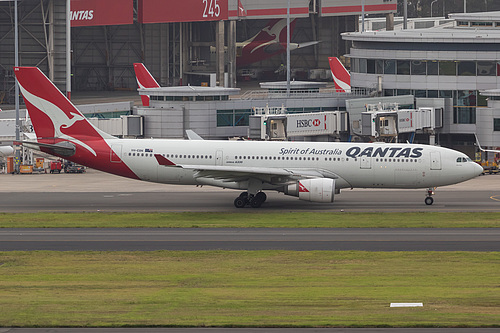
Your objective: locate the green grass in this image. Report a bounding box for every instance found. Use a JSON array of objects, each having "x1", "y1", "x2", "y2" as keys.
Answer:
[
  {"x1": 0, "y1": 212, "x2": 500, "y2": 228},
  {"x1": 0, "y1": 251, "x2": 498, "y2": 327}
]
